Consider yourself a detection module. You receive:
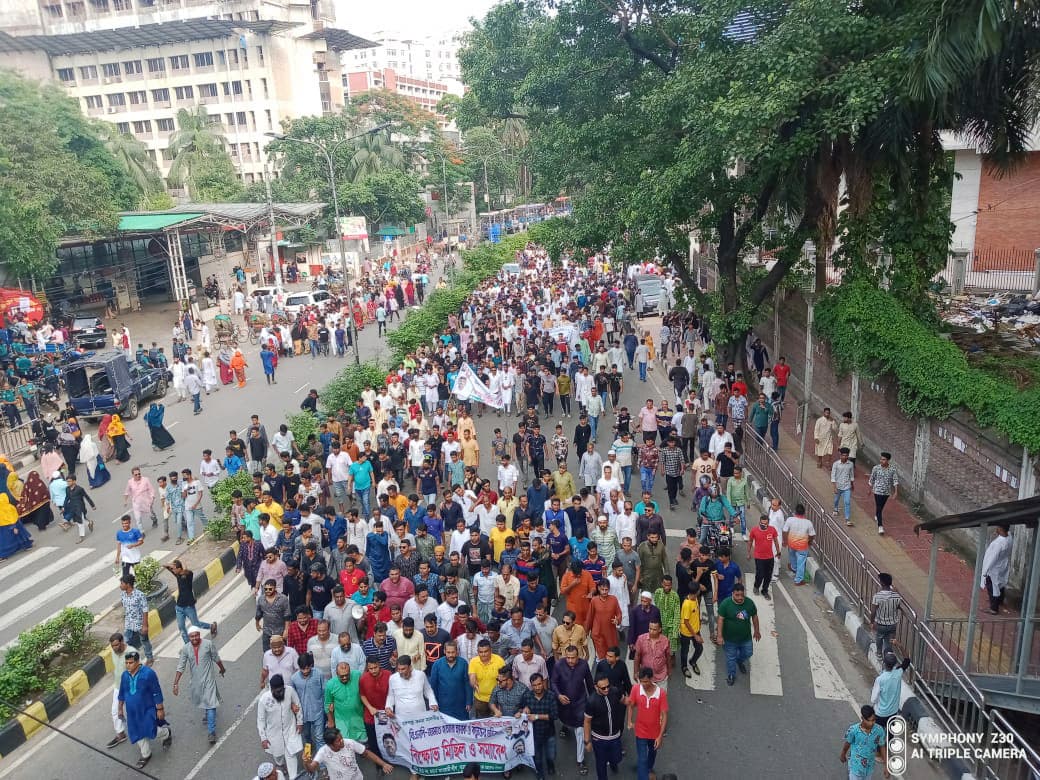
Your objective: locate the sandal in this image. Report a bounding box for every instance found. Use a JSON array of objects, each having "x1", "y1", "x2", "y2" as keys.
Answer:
[{"x1": 136, "y1": 757, "x2": 150, "y2": 769}]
